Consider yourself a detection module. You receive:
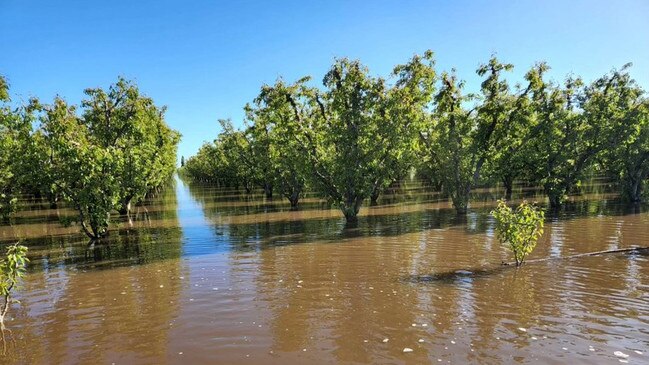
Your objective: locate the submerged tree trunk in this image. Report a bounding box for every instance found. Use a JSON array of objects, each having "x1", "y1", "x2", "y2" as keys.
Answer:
[
  {"x1": 623, "y1": 175, "x2": 643, "y2": 202},
  {"x1": 454, "y1": 204, "x2": 468, "y2": 215},
  {"x1": 452, "y1": 183, "x2": 471, "y2": 214},
  {"x1": 77, "y1": 205, "x2": 110, "y2": 241},
  {"x1": 285, "y1": 188, "x2": 301, "y2": 210},
  {"x1": 263, "y1": 183, "x2": 273, "y2": 199},
  {"x1": 370, "y1": 187, "x2": 380, "y2": 206},
  {"x1": 545, "y1": 182, "x2": 567, "y2": 209},
  {"x1": 340, "y1": 195, "x2": 363, "y2": 222},
  {"x1": 288, "y1": 195, "x2": 299, "y2": 210},
  {"x1": 503, "y1": 176, "x2": 514, "y2": 200},
  {"x1": 548, "y1": 194, "x2": 562, "y2": 209},
  {"x1": 48, "y1": 192, "x2": 59, "y2": 209},
  {"x1": 119, "y1": 196, "x2": 134, "y2": 215}
]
